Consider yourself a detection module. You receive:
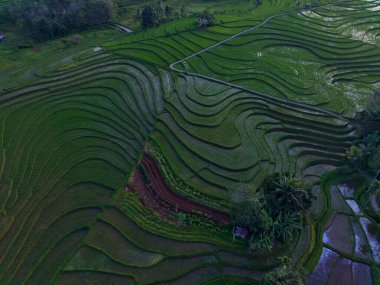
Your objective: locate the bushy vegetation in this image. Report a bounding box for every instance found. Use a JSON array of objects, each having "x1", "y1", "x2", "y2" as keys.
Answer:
[
  {"x1": 264, "y1": 173, "x2": 315, "y2": 214},
  {"x1": 139, "y1": 0, "x2": 187, "y2": 29},
  {"x1": 6, "y1": 0, "x2": 117, "y2": 39},
  {"x1": 260, "y1": 266, "x2": 308, "y2": 285},
  {"x1": 140, "y1": 2, "x2": 162, "y2": 28},
  {"x1": 260, "y1": 257, "x2": 308, "y2": 285},
  {"x1": 347, "y1": 110, "x2": 380, "y2": 176},
  {"x1": 230, "y1": 174, "x2": 313, "y2": 251},
  {"x1": 230, "y1": 185, "x2": 274, "y2": 251},
  {"x1": 198, "y1": 10, "x2": 214, "y2": 28}
]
